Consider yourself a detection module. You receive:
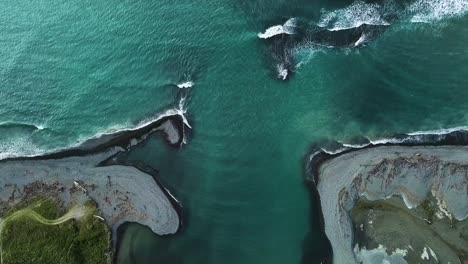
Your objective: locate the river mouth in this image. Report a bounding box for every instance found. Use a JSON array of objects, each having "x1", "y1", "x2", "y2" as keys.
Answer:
[{"x1": 2, "y1": 0, "x2": 468, "y2": 263}]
